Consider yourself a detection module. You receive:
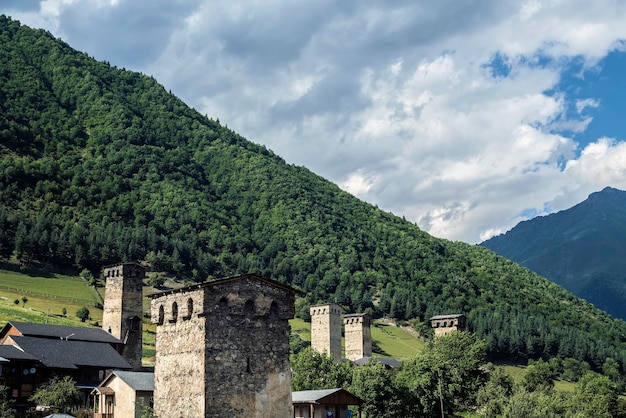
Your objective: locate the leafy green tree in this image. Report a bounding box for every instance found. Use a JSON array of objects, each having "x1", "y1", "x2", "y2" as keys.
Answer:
[
  {"x1": 291, "y1": 348, "x2": 352, "y2": 391},
  {"x1": 522, "y1": 359, "x2": 555, "y2": 393},
  {"x1": 289, "y1": 333, "x2": 309, "y2": 355},
  {"x1": 138, "y1": 403, "x2": 154, "y2": 418},
  {"x1": 349, "y1": 360, "x2": 403, "y2": 418},
  {"x1": 560, "y1": 357, "x2": 589, "y2": 382},
  {"x1": 0, "y1": 385, "x2": 14, "y2": 418},
  {"x1": 79, "y1": 268, "x2": 97, "y2": 286},
  {"x1": 601, "y1": 357, "x2": 623, "y2": 389},
  {"x1": 147, "y1": 272, "x2": 166, "y2": 289},
  {"x1": 476, "y1": 367, "x2": 515, "y2": 418},
  {"x1": 29, "y1": 376, "x2": 81, "y2": 412},
  {"x1": 396, "y1": 331, "x2": 488, "y2": 416},
  {"x1": 572, "y1": 373, "x2": 618, "y2": 418},
  {"x1": 501, "y1": 390, "x2": 571, "y2": 418},
  {"x1": 76, "y1": 306, "x2": 90, "y2": 322}
]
